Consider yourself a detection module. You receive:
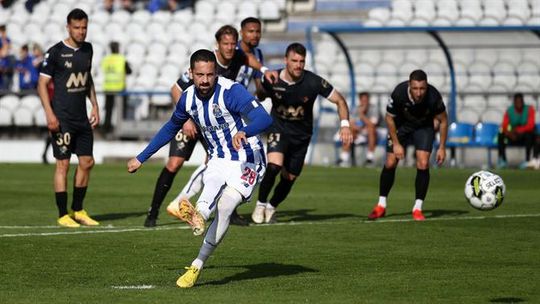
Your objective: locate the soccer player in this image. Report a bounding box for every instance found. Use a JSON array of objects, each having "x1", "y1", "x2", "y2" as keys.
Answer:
[
  {"x1": 127, "y1": 49, "x2": 272, "y2": 288},
  {"x1": 37, "y1": 9, "x2": 100, "y2": 227},
  {"x1": 251, "y1": 42, "x2": 353, "y2": 224},
  {"x1": 143, "y1": 24, "x2": 276, "y2": 227},
  {"x1": 367, "y1": 69, "x2": 448, "y2": 221}
]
